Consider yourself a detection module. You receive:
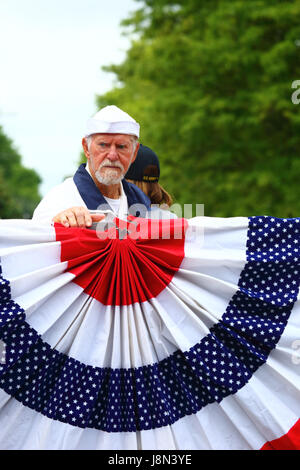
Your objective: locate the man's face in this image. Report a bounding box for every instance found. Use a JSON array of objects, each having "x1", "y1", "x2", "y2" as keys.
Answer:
[{"x1": 83, "y1": 133, "x2": 139, "y2": 186}]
